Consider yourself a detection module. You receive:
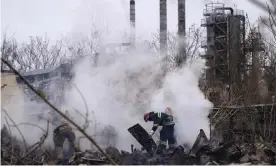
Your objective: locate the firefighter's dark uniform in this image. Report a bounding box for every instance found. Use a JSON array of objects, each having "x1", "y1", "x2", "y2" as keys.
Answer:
[
  {"x1": 53, "y1": 119, "x2": 79, "y2": 164},
  {"x1": 148, "y1": 112, "x2": 176, "y2": 150}
]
